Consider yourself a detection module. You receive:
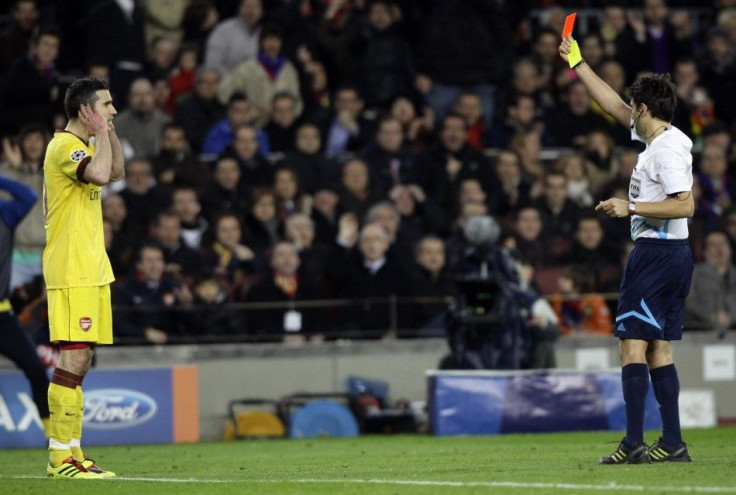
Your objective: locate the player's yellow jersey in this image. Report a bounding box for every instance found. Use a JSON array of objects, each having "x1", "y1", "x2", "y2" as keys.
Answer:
[{"x1": 42, "y1": 131, "x2": 114, "y2": 289}]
